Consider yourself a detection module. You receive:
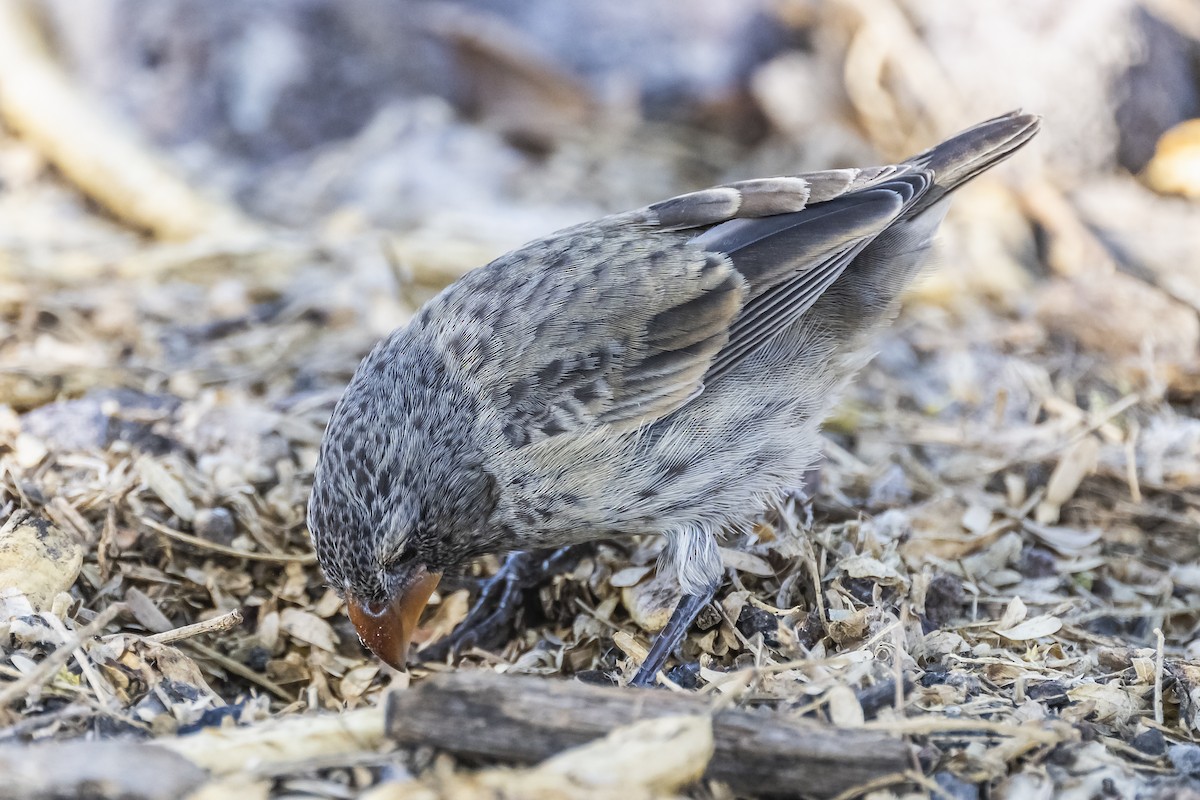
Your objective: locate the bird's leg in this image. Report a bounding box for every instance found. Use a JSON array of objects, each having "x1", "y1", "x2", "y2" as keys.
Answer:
[
  {"x1": 628, "y1": 583, "x2": 719, "y2": 688},
  {"x1": 420, "y1": 546, "x2": 583, "y2": 660}
]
